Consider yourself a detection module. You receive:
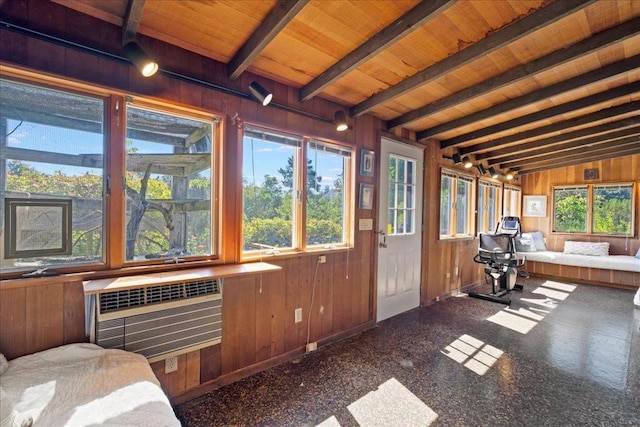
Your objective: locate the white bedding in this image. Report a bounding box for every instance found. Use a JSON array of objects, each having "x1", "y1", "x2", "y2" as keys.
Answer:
[
  {"x1": 1, "y1": 343, "x2": 181, "y2": 427},
  {"x1": 518, "y1": 251, "x2": 640, "y2": 272}
]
